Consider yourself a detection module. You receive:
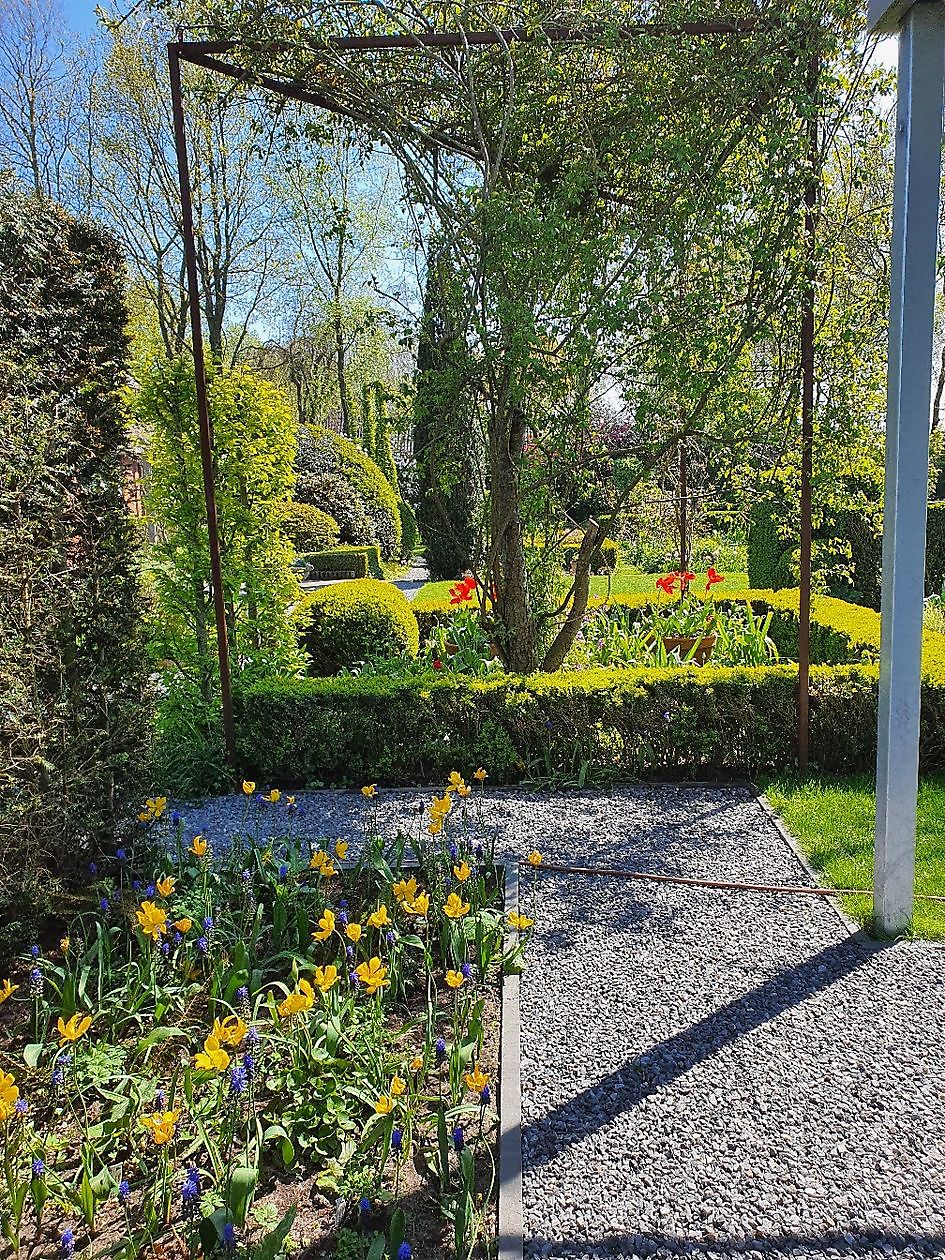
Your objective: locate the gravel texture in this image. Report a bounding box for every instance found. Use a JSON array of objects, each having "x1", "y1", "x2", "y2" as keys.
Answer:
[{"x1": 171, "y1": 783, "x2": 945, "y2": 1260}]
